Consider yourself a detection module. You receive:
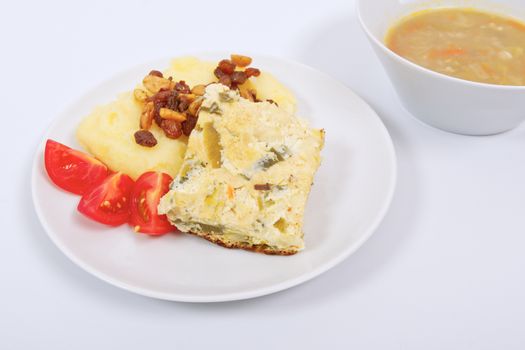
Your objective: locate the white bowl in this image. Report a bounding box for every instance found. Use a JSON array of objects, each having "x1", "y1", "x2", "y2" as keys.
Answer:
[{"x1": 357, "y1": 0, "x2": 525, "y2": 135}]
